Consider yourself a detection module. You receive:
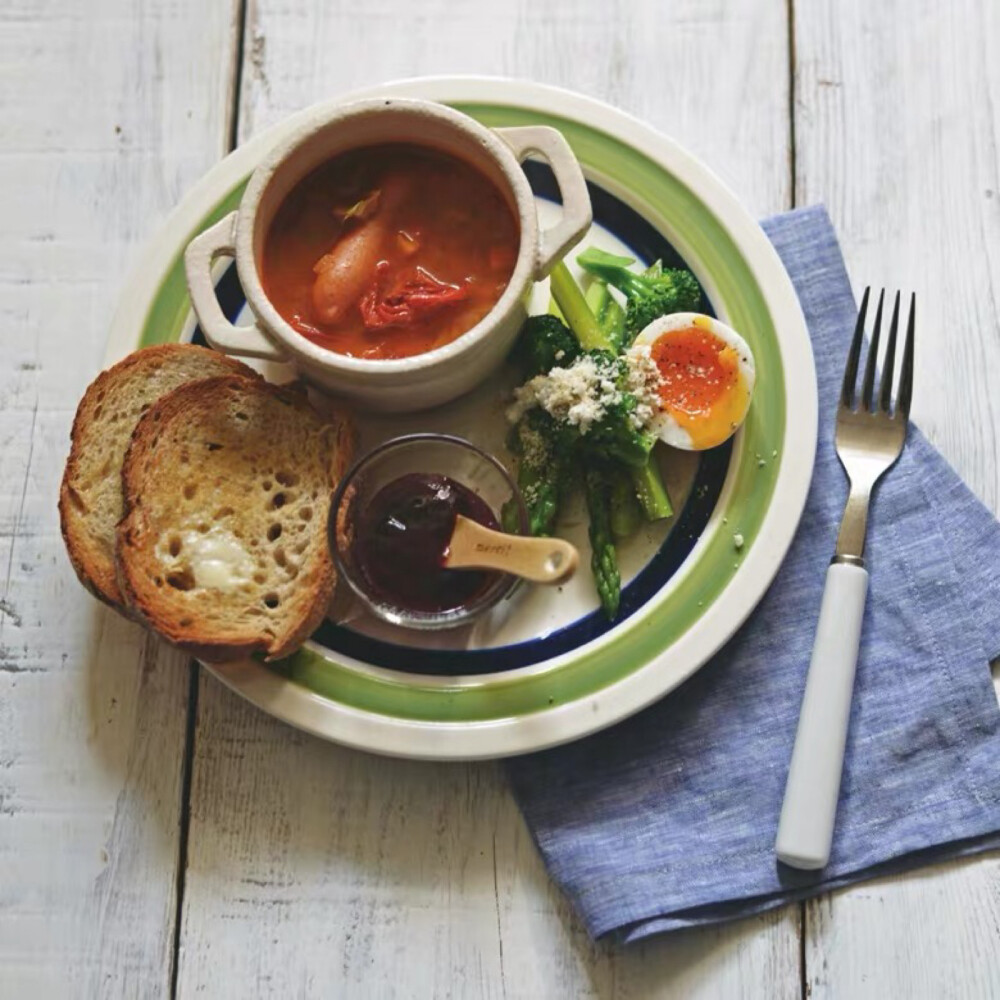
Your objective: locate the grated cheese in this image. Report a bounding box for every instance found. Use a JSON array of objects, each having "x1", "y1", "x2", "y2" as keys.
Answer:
[
  {"x1": 506, "y1": 354, "x2": 627, "y2": 435},
  {"x1": 507, "y1": 346, "x2": 670, "y2": 437},
  {"x1": 624, "y1": 343, "x2": 665, "y2": 429}
]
